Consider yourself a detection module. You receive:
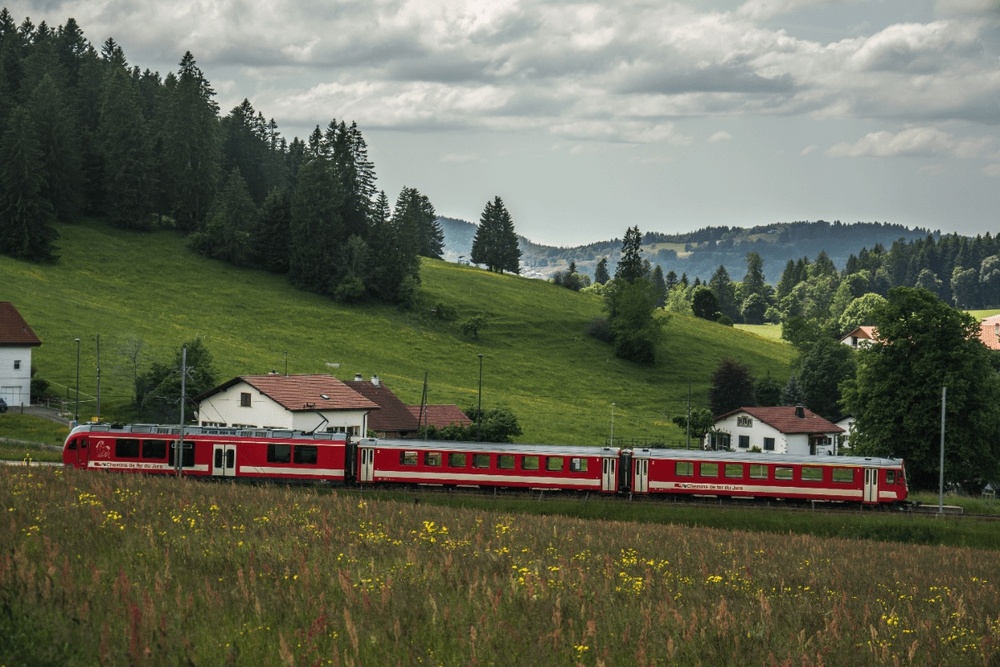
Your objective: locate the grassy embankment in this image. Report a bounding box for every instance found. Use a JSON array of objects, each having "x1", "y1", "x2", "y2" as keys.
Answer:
[
  {"x1": 2, "y1": 467, "x2": 998, "y2": 666},
  {"x1": 0, "y1": 218, "x2": 794, "y2": 446}
]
